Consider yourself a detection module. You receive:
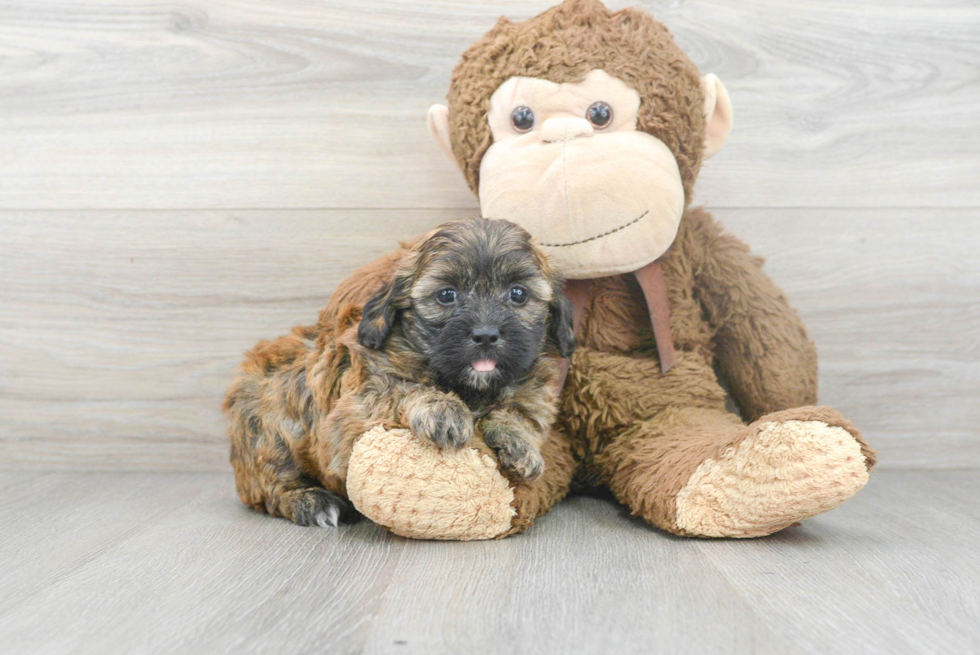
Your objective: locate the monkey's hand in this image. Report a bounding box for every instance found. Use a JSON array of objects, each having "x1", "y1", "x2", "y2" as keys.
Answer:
[
  {"x1": 482, "y1": 419, "x2": 544, "y2": 481},
  {"x1": 407, "y1": 393, "x2": 474, "y2": 450}
]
